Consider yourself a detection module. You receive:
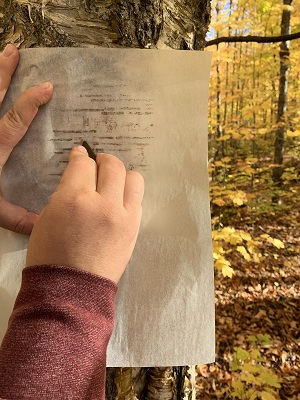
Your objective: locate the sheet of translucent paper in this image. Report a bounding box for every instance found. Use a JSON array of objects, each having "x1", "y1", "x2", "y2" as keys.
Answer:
[{"x1": 0, "y1": 48, "x2": 214, "y2": 366}]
